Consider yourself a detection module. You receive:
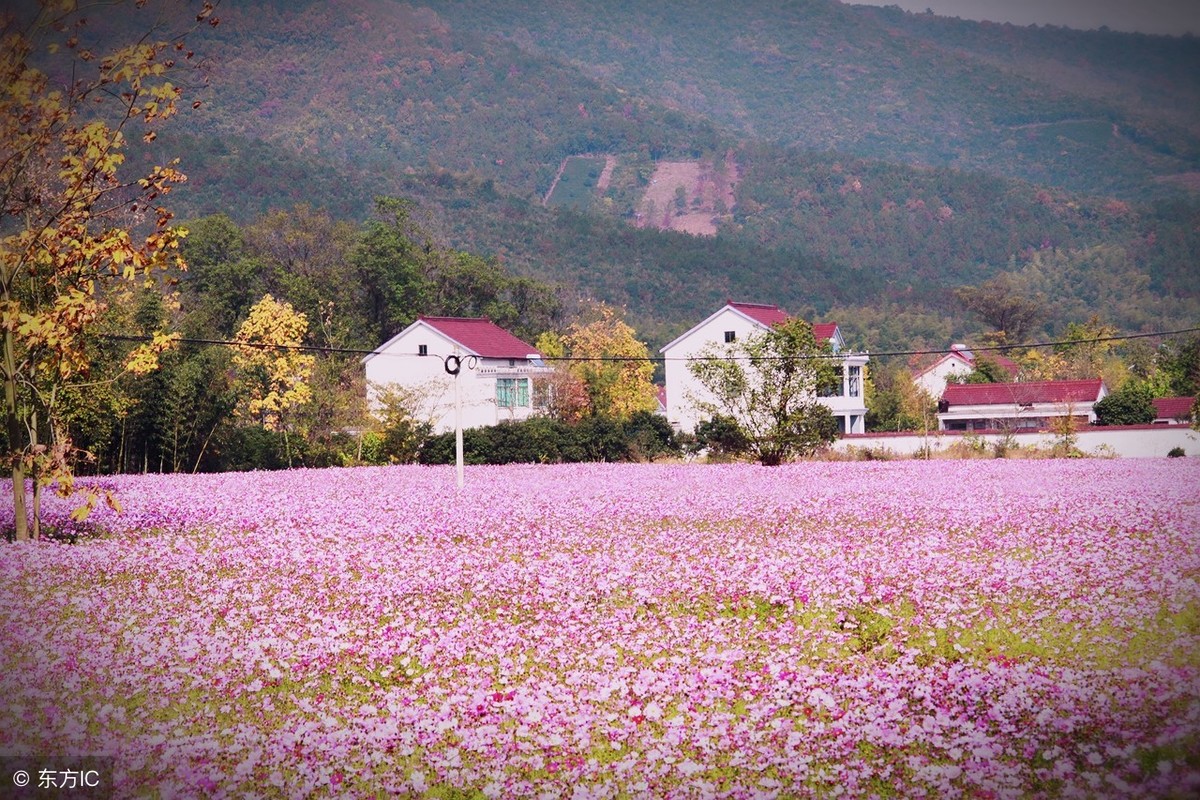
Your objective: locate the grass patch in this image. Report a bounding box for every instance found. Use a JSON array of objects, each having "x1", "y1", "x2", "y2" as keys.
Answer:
[{"x1": 546, "y1": 156, "x2": 604, "y2": 210}]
